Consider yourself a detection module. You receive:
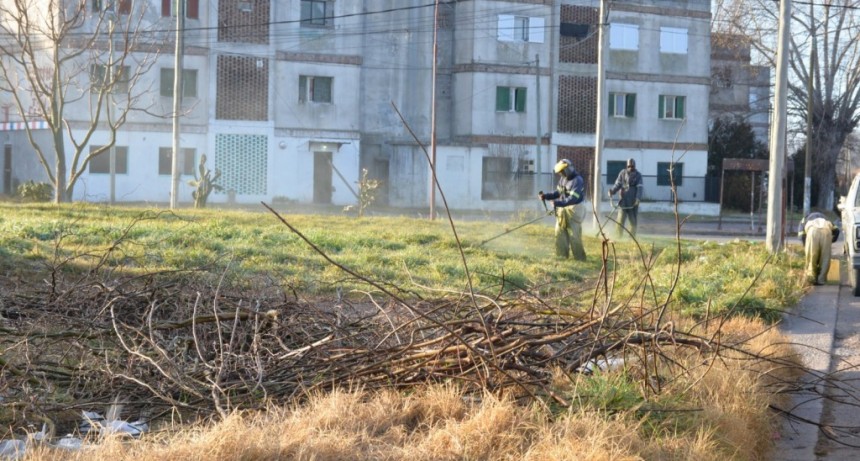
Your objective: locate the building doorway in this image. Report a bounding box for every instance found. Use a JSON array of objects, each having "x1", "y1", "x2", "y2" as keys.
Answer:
[
  {"x1": 372, "y1": 158, "x2": 389, "y2": 206},
  {"x1": 313, "y1": 151, "x2": 333, "y2": 204}
]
